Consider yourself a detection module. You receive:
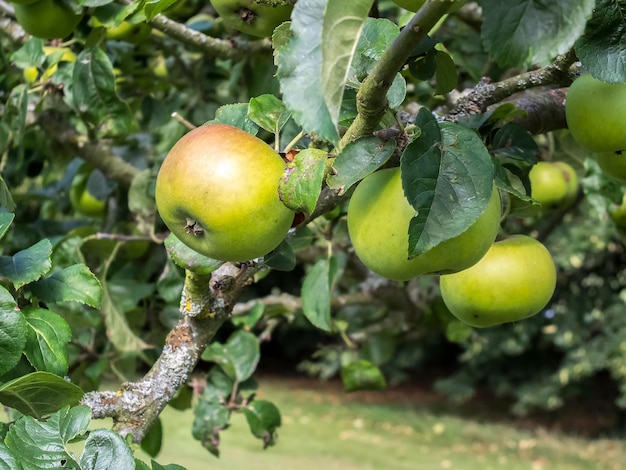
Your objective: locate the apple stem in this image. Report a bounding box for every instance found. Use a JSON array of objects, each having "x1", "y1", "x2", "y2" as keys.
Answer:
[{"x1": 171, "y1": 112, "x2": 197, "y2": 130}]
